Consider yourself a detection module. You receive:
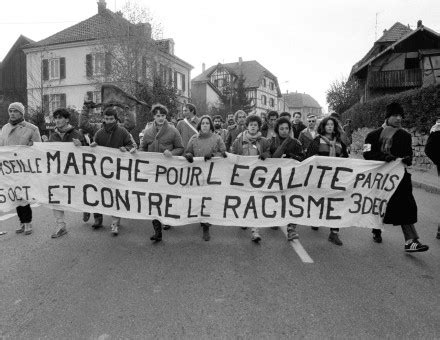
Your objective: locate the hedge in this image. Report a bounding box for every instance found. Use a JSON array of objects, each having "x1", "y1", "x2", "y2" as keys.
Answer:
[{"x1": 341, "y1": 84, "x2": 440, "y2": 133}]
